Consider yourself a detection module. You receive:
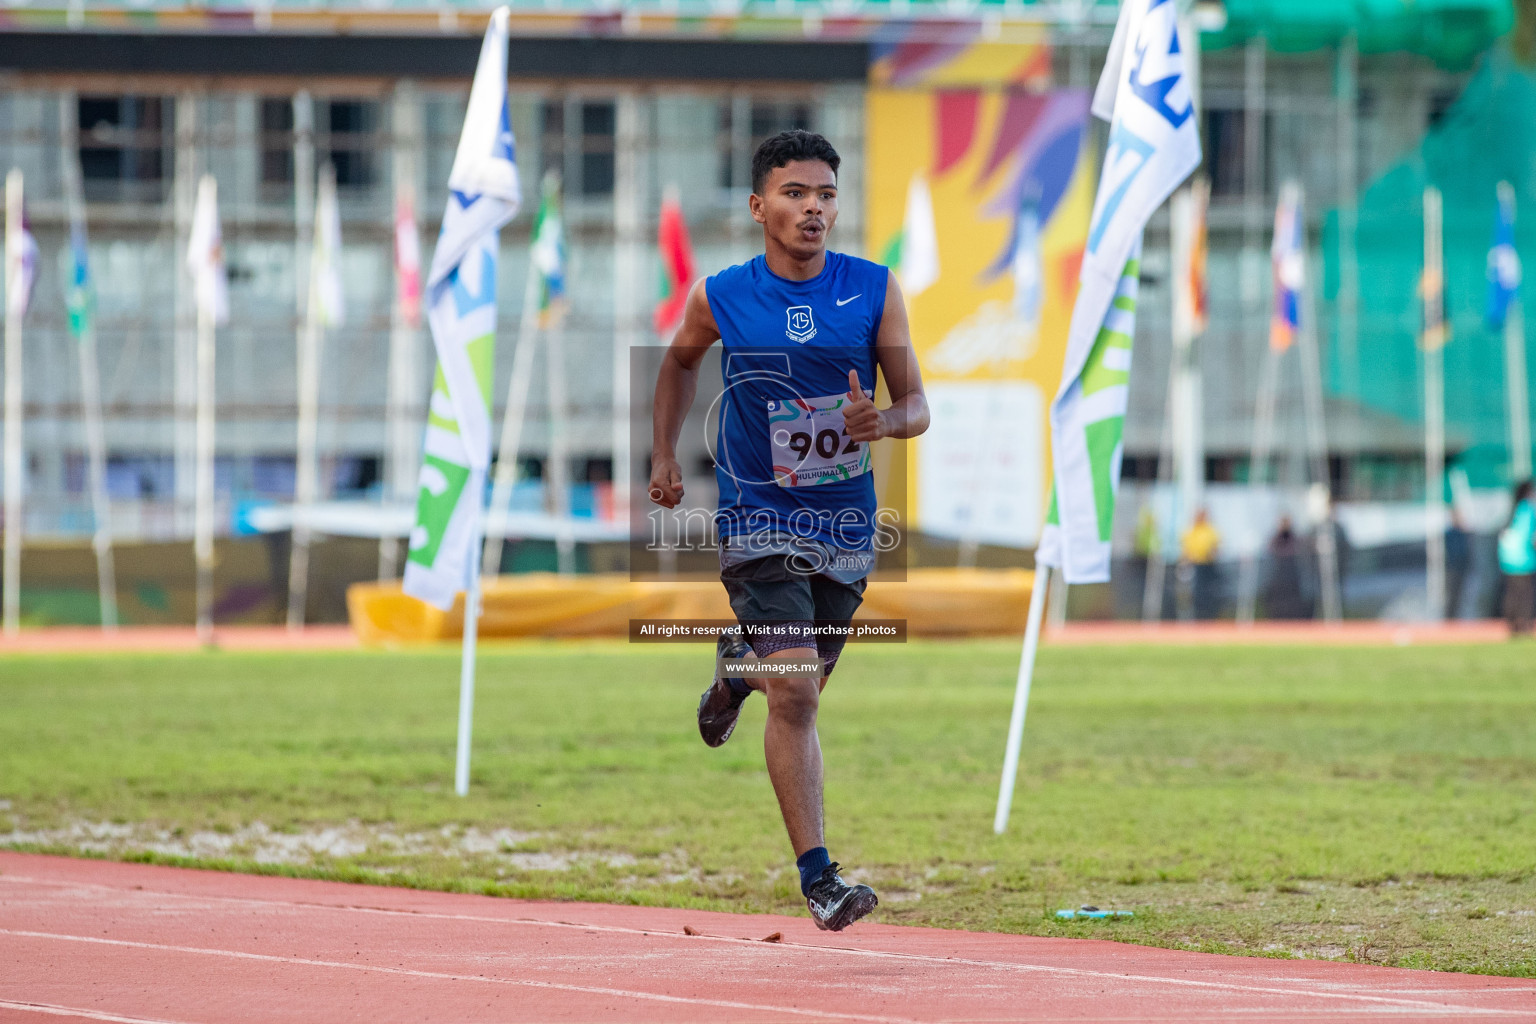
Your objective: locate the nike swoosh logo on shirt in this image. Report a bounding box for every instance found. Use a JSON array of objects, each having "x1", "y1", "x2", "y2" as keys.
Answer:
[{"x1": 836, "y1": 294, "x2": 862, "y2": 306}]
